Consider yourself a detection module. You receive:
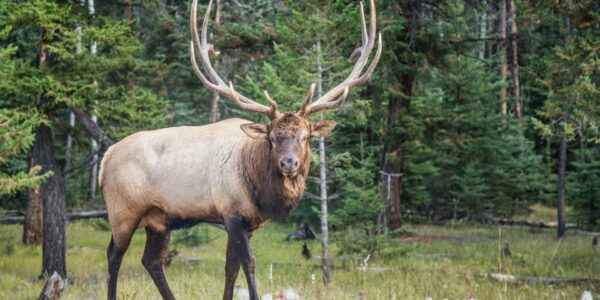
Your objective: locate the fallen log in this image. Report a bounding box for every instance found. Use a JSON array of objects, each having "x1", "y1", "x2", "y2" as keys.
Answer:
[
  {"x1": 66, "y1": 210, "x2": 107, "y2": 221},
  {"x1": 0, "y1": 216, "x2": 26, "y2": 225},
  {"x1": 493, "y1": 218, "x2": 577, "y2": 229},
  {"x1": 481, "y1": 273, "x2": 600, "y2": 285},
  {"x1": 0, "y1": 210, "x2": 108, "y2": 225}
]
